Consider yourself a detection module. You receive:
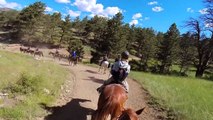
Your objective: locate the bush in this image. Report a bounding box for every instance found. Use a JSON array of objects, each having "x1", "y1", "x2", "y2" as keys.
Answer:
[
  {"x1": 129, "y1": 59, "x2": 142, "y2": 71},
  {"x1": 9, "y1": 73, "x2": 43, "y2": 95},
  {"x1": 129, "y1": 49, "x2": 137, "y2": 56},
  {"x1": 90, "y1": 50, "x2": 102, "y2": 64}
]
